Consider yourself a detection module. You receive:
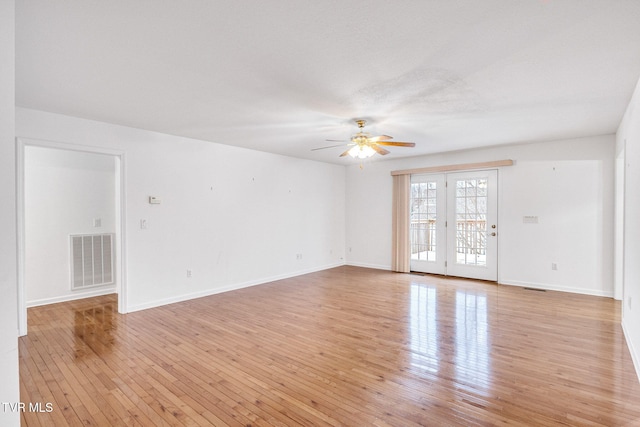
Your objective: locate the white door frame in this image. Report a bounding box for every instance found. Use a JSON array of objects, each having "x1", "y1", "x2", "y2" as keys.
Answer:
[
  {"x1": 614, "y1": 146, "x2": 625, "y2": 301},
  {"x1": 410, "y1": 168, "x2": 499, "y2": 281},
  {"x1": 16, "y1": 137, "x2": 128, "y2": 336},
  {"x1": 446, "y1": 169, "x2": 498, "y2": 281}
]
